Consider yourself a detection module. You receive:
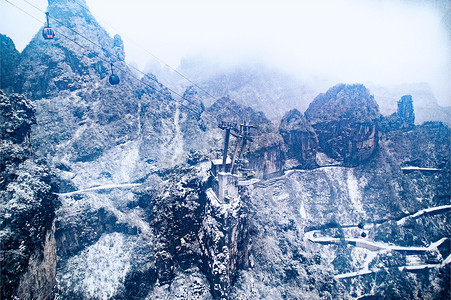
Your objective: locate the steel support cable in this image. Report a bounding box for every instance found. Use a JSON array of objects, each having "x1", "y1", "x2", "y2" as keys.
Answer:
[
  {"x1": 4, "y1": 0, "x2": 203, "y2": 115},
  {"x1": 55, "y1": 28, "x2": 203, "y2": 115},
  {"x1": 70, "y1": 0, "x2": 217, "y2": 101},
  {"x1": 19, "y1": 0, "x2": 215, "y2": 104},
  {"x1": 14, "y1": 0, "x2": 203, "y2": 113}
]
